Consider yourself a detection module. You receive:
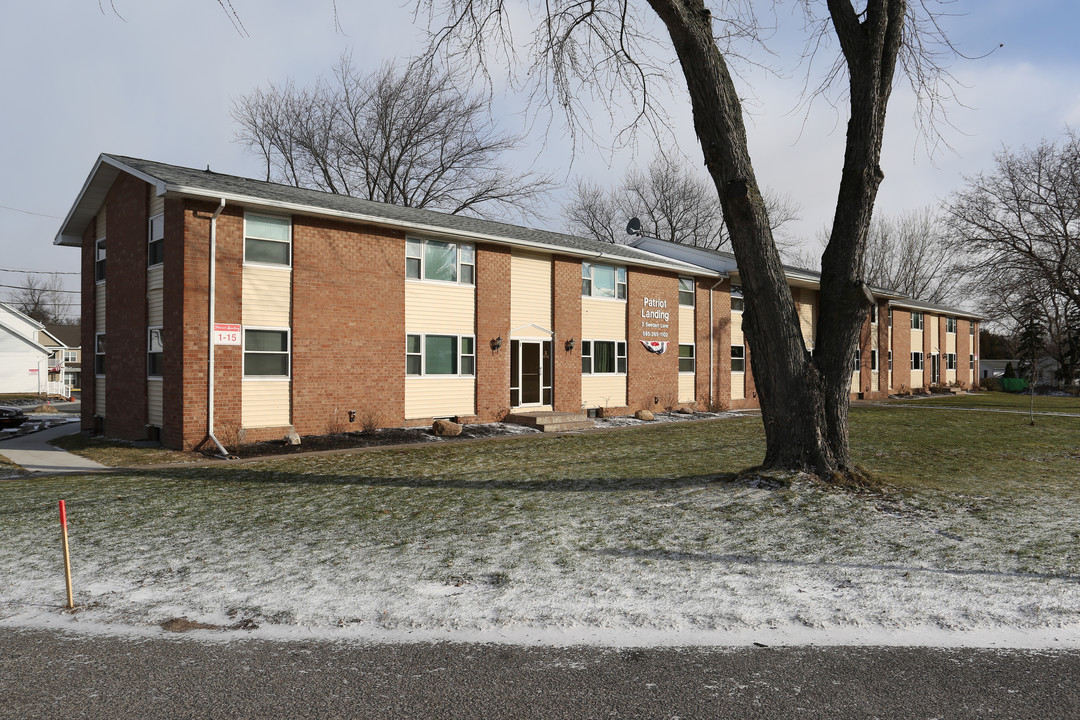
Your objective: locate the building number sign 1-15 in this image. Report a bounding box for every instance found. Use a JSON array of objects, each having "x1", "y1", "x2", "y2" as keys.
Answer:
[{"x1": 214, "y1": 323, "x2": 242, "y2": 345}]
